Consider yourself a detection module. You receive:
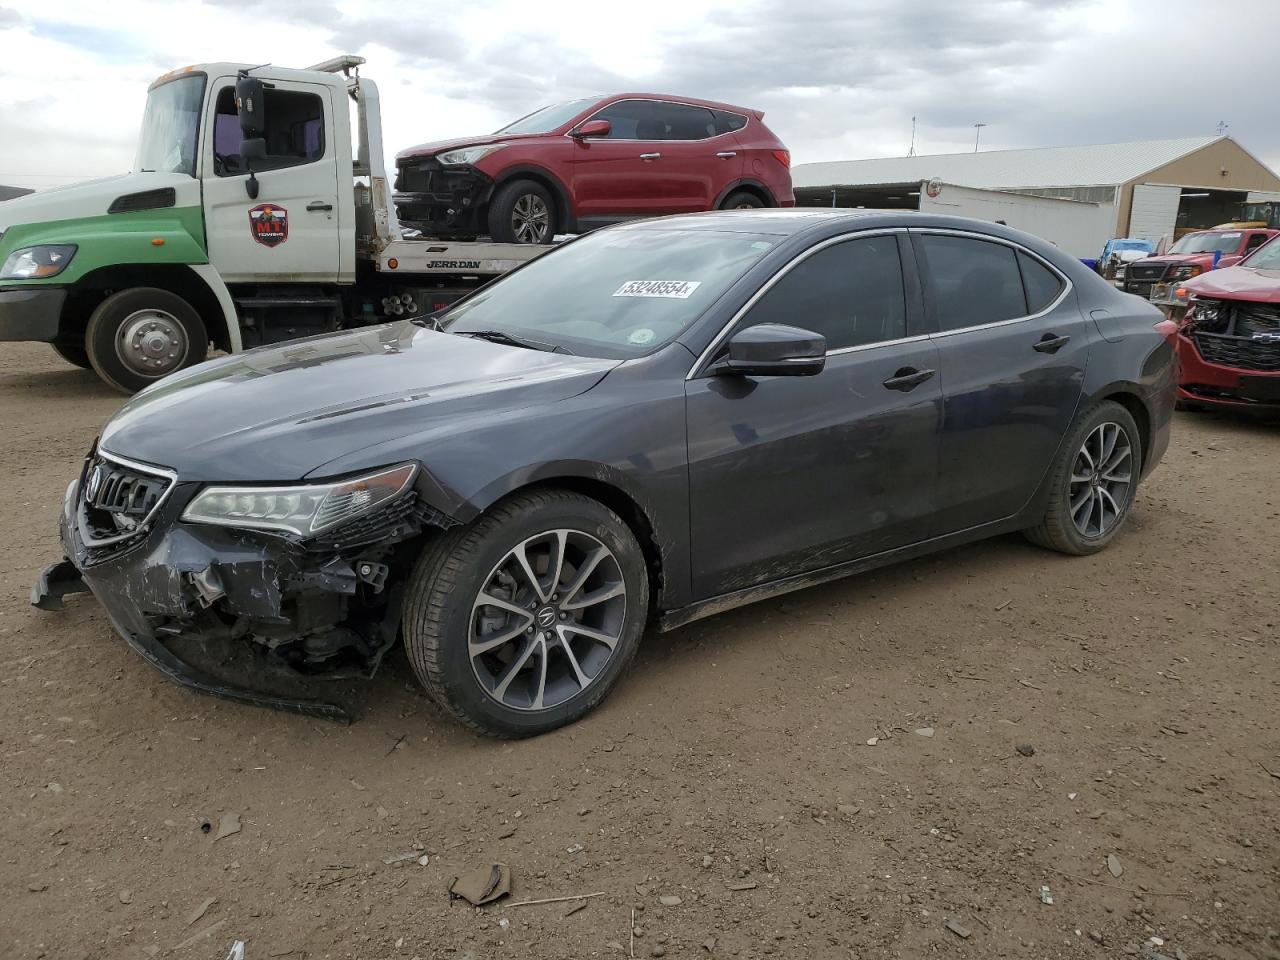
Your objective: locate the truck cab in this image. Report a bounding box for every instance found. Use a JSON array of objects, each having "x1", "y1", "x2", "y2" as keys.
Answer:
[{"x1": 0, "y1": 56, "x2": 548, "y2": 393}]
